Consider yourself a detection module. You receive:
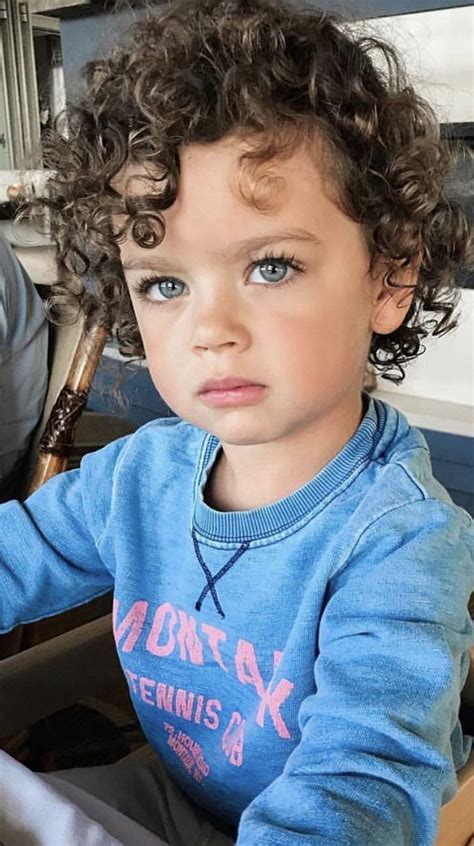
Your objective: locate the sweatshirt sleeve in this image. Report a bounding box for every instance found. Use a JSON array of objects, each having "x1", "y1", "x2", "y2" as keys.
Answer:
[
  {"x1": 0, "y1": 436, "x2": 129, "y2": 635},
  {"x1": 237, "y1": 500, "x2": 474, "y2": 846}
]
